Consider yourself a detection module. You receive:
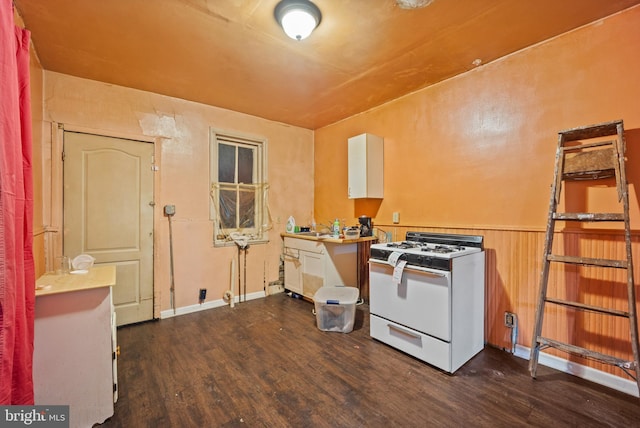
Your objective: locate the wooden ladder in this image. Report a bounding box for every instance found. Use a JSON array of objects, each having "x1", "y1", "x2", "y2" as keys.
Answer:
[{"x1": 529, "y1": 119, "x2": 640, "y2": 395}]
